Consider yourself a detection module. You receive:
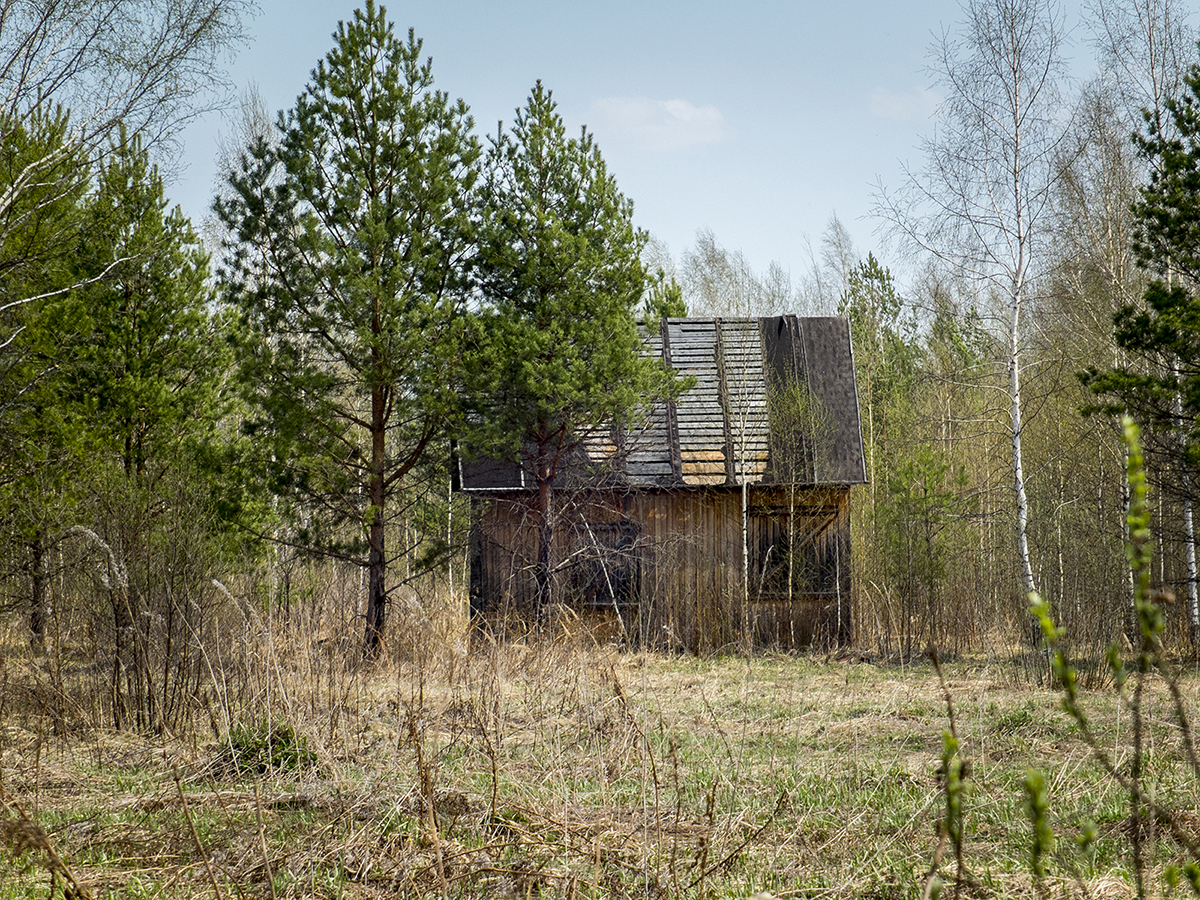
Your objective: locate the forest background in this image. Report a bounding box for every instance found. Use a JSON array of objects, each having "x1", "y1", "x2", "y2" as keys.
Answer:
[{"x1": 4, "y1": 0, "x2": 1200, "y2": 718}]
